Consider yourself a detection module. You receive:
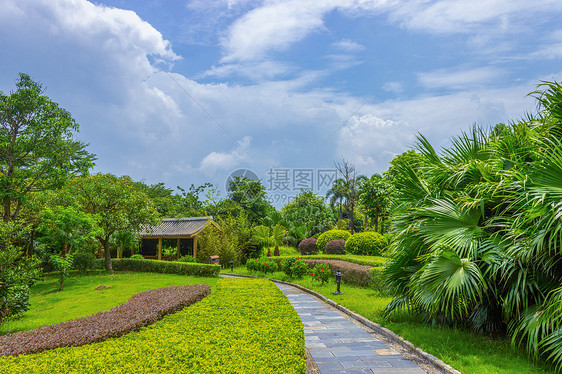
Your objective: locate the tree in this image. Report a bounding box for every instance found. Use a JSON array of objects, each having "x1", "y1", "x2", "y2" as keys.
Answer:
[
  {"x1": 0, "y1": 73, "x2": 94, "y2": 223},
  {"x1": 333, "y1": 159, "x2": 366, "y2": 233},
  {"x1": 61, "y1": 174, "x2": 159, "y2": 271},
  {"x1": 227, "y1": 177, "x2": 273, "y2": 224},
  {"x1": 281, "y1": 190, "x2": 333, "y2": 238},
  {"x1": 37, "y1": 206, "x2": 101, "y2": 256},
  {"x1": 358, "y1": 174, "x2": 393, "y2": 232},
  {"x1": 326, "y1": 178, "x2": 346, "y2": 220}
]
